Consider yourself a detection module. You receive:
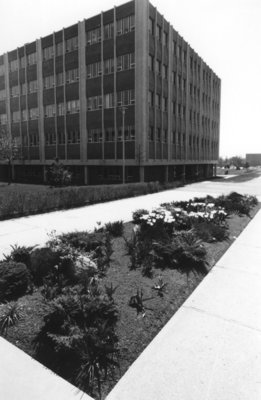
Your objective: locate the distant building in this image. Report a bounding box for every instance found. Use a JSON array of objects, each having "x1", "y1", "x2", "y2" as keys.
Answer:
[
  {"x1": 246, "y1": 154, "x2": 261, "y2": 166},
  {"x1": 0, "y1": 0, "x2": 221, "y2": 184}
]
